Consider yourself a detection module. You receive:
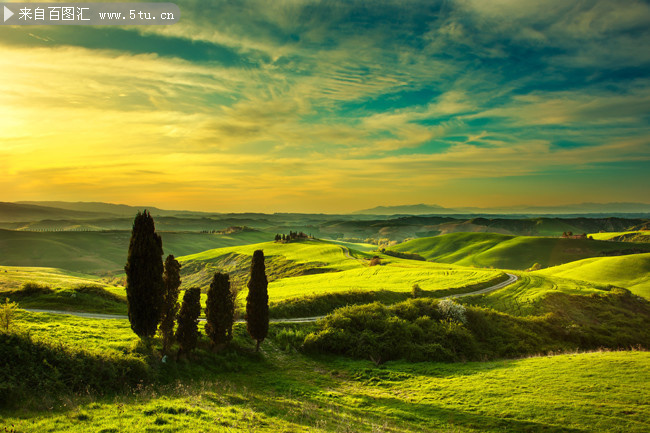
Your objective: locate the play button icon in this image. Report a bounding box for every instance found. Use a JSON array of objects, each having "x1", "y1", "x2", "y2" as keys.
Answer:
[{"x1": 4, "y1": 6, "x2": 14, "y2": 22}]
